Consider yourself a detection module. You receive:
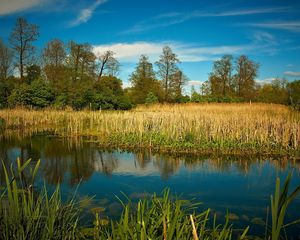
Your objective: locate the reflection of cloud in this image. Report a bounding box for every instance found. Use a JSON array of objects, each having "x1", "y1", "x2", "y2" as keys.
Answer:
[
  {"x1": 284, "y1": 71, "x2": 300, "y2": 77},
  {"x1": 122, "y1": 7, "x2": 289, "y2": 34},
  {"x1": 69, "y1": 0, "x2": 107, "y2": 27}
]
